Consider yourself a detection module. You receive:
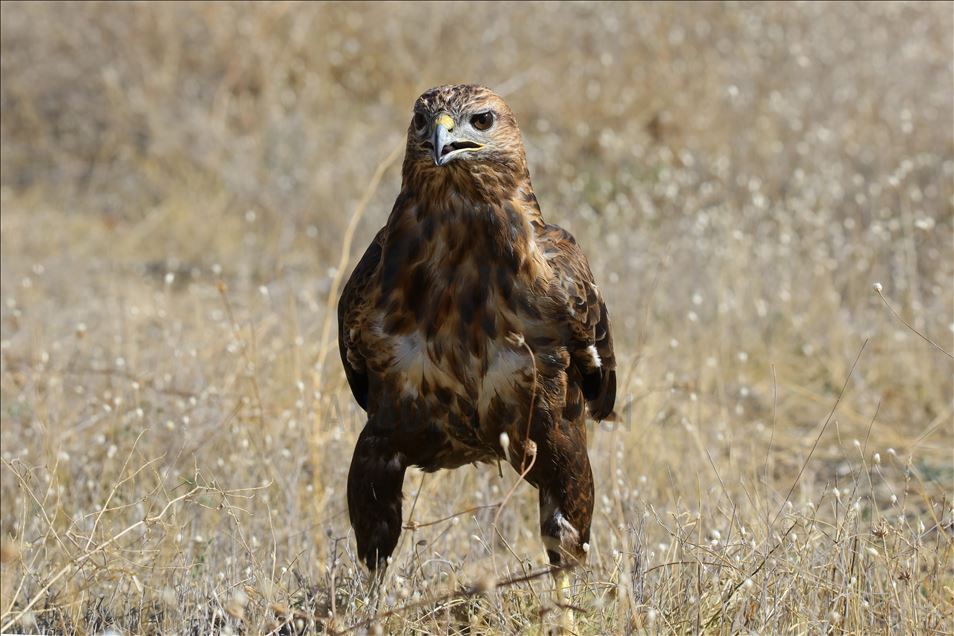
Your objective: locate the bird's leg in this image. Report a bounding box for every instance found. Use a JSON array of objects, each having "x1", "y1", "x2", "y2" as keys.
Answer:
[
  {"x1": 529, "y1": 425, "x2": 593, "y2": 567},
  {"x1": 362, "y1": 565, "x2": 389, "y2": 617},
  {"x1": 347, "y1": 425, "x2": 407, "y2": 572},
  {"x1": 354, "y1": 563, "x2": 384, "y2": 614},
  {"x1": 555, "y1": 567, "x2": 576, "y2": 633},
  {"x1": 515, "y1": 416, "x2": 593, "y2": 633},
  {"x1": 539, "y1": 484, "x2": 589, "y2": 634}
]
